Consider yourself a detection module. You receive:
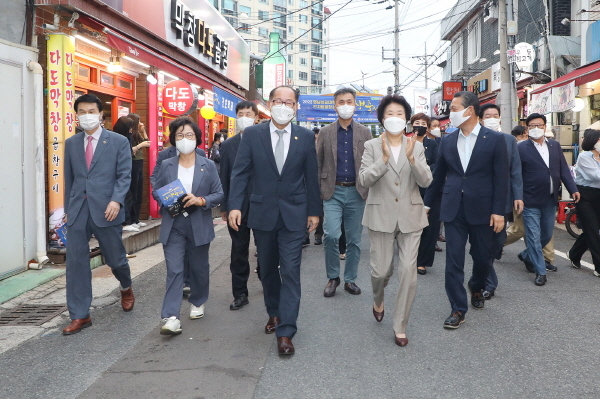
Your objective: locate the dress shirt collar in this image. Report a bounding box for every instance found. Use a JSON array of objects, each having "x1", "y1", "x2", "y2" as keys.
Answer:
[
  {"x1": 269, "y1": 121, "x2": 292, "y2": 135},
  {"x1": 459, "y1": 122, "x2": 481, "y2": 138},
  {"x1": 532, "y1": 138, "x2": 548, "y2": 148},
  {"x1": 85, "y1": 125, "x2": 103, "y2": 141},
  {"x1": 338, "y1": 119, "x2": 353, "y2": 131}
]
